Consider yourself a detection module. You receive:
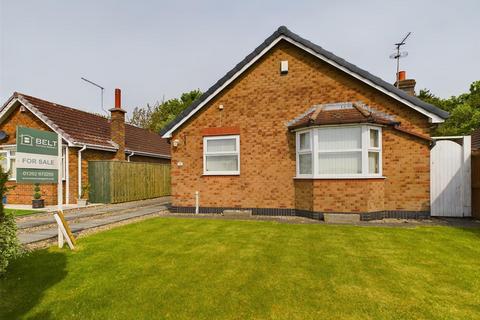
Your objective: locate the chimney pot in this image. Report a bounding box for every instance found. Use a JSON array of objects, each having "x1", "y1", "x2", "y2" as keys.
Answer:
[
  {"x1": 398, "y1": 71, "x2": 406, "y2": 81},
  {"x1": 115, "y1": 88, "x2": 121, "y2": 109}
]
